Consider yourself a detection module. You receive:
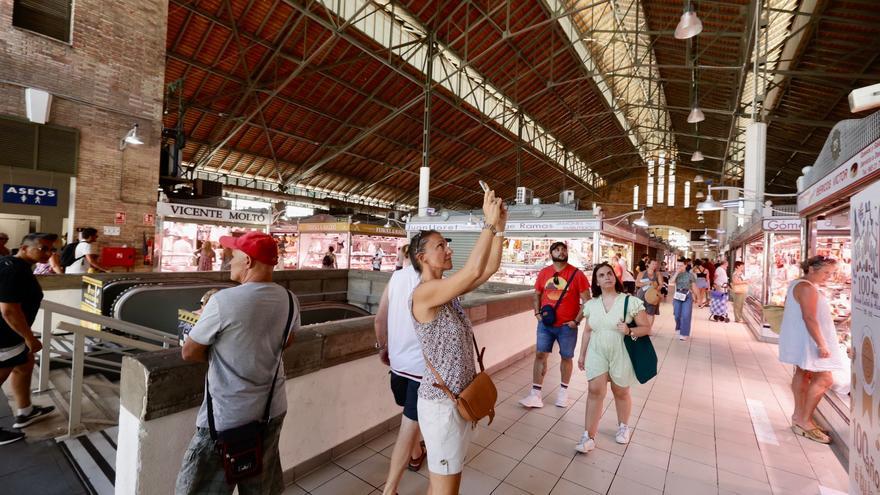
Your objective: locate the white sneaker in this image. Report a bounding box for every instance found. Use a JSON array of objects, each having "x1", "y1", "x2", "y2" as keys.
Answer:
[
  {"x1": 555, "y1": 388, "x2": 569, "y2": 408},
  {"x1": 678, "y1": 335, "x2": 688, "y2": 341},
  {"x1": 519, "y1": 390, "x2": 544, "y2": 408},
  {"x1": 575, "y1": 432, "x2": 596, "y2": 453},
  {"x1": 615, "y1": 423, "x2": 631, "y2": 444}
]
